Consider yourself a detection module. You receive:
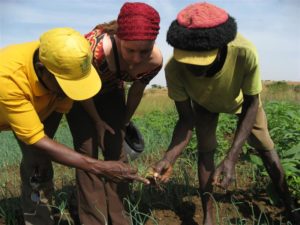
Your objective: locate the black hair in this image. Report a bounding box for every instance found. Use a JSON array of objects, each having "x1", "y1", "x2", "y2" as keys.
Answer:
[{"x1": 166, "y1": 16, "x2": 237, "y2": 51}]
